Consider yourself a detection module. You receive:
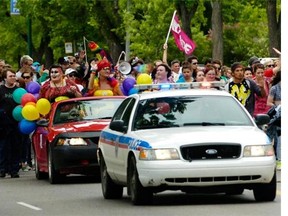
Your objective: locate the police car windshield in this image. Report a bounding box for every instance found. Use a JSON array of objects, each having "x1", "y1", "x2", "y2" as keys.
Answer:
[{"x1": 133, "y1": 96, "x2": 253, "y2": 130}]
